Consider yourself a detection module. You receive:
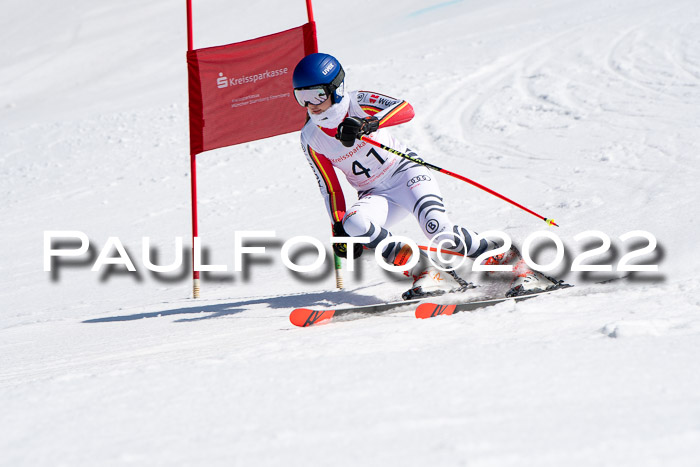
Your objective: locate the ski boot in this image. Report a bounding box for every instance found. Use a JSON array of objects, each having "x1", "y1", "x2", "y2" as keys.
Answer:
[
  {"x1": 395, "y1": 245, "x2": 475, "y2": 300},
  {"x1": 482, "y1": 246, "x2": 570, "y2": 297}
]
